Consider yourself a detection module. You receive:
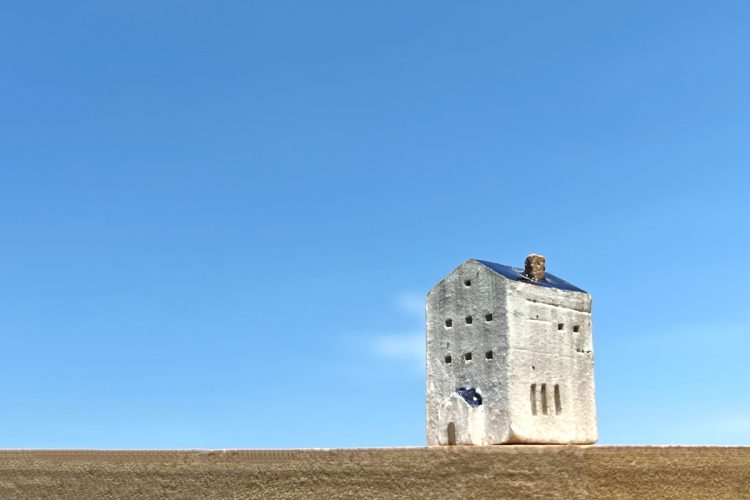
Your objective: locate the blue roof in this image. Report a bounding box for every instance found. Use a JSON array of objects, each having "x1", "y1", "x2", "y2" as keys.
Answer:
[{"x1": 475, "y1": 259, "x2": 586, "y2": 293}]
